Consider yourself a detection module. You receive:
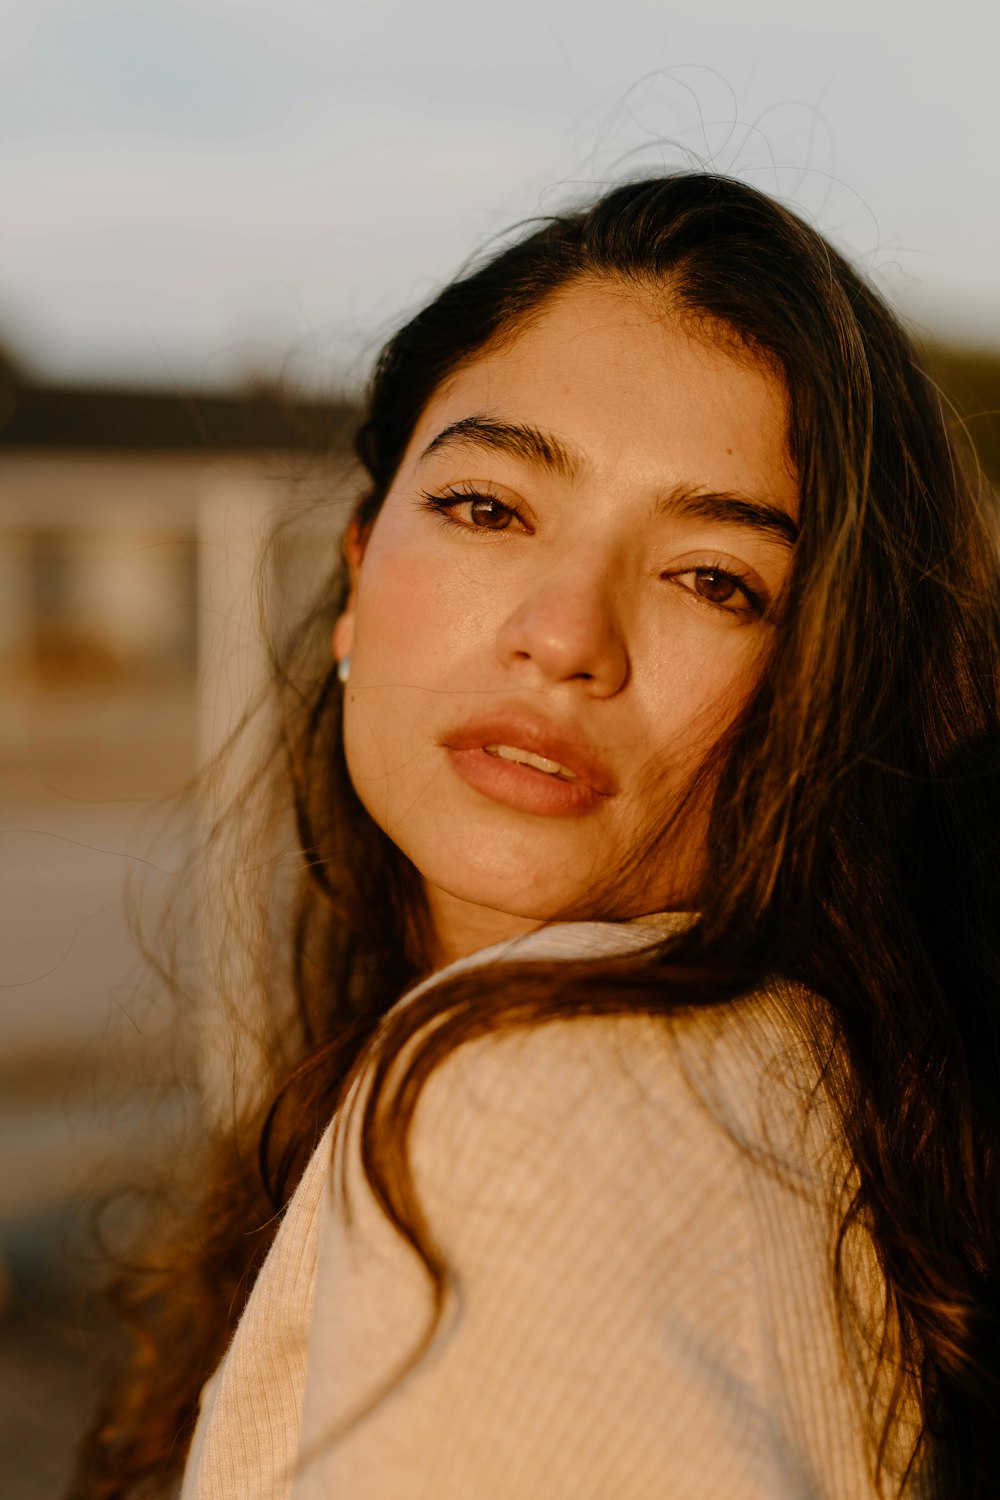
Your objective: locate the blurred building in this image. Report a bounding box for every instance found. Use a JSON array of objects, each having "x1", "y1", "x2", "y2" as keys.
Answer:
[
  {"x1": 0, "y1": 350, "x2": 355, "y2": 773},
  {"x1": 0, "y1": 346, "x2": 357, "y2": 1230}
]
